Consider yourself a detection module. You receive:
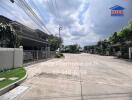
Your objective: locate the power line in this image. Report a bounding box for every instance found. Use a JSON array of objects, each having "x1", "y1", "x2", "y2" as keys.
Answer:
[
  {"x1": 29, "y1": 0, "x2": 47, "y2": 22},
  {"x1": 29, "y1": 0, "x2": 60, "y2": 35},
  {"x1": 15, "y1": 0, "x2": 45, "y2": 32},
  {"x1": 47, "y1": 0, "x2": 57, "y2": 18},
  {"x1": 15, "y1": 0, "x2": 45, "y2": 29},
  {"x1": 11, "y1": 0, "x2": 63, "y2": 37},
  {"x1": 18, "y1": 0, "x2": 49, "y2": 33},
  {"x1": 48, "y1": 0, "x2": 62, "y2": 25},
  {"x1": 22, "y1": 0, "x2": 53, "y2": 34},
  {"x1": 49, "y1": 0, "x2": 63, "y2": 51},
  {"x1": 15, "y1": 0, "x2": 52, "y2": 34},
  {"x1": 50, "y1": 0, "x2": 58, "y2": 18},
  {"x1": 54, "y1": 0, "x2": 61, "y2": 18},
  {"x1": 0, "y1": 1, "x2": 23, "y2": 22}
]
